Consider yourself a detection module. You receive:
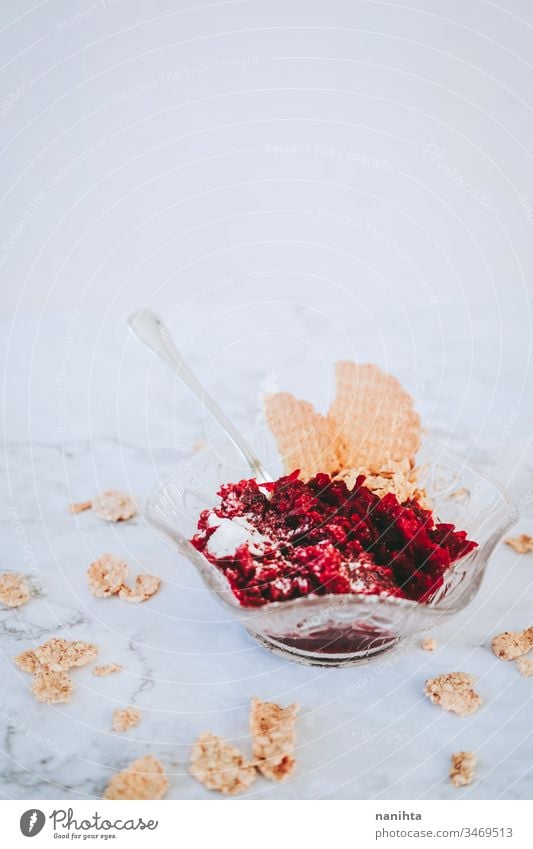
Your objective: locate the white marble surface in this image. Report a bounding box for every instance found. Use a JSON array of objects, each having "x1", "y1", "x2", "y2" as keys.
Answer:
[
  {"x1": 2, "y1": 0, "x2": 533, "y2": 801},
  {"x1": 1, "y1": 305, "x2": 533, "y2": 801}
]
